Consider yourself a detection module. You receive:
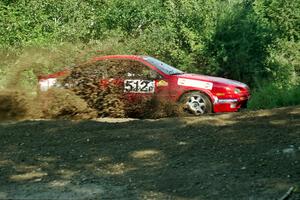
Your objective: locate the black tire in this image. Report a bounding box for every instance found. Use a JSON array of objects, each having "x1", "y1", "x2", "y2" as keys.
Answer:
[{"x1": 180, "y1": 91, "x2": 212, "y2": 115}]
